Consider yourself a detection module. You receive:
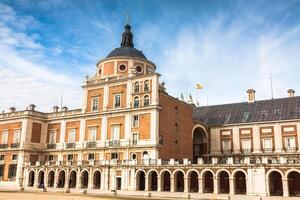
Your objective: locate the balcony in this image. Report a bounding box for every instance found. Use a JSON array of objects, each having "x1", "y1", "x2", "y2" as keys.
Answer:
[
  {"x1": 47, "y1": 143, "x2": 57, "y2": 149},
  {"x1": 65, "y1": 143, "x2": 76, "y2": 149},
  {"x1": 285, "y1": 147, "x2": 297, "y2": 153},
  {"x1": 109, "y1": 140, "x2": 120, "y2": 147},
  {"x1": 10, "y1": 143, "x2": 20, "y2": 148},
  {"x1": 0, "y1": 144, "x2": 8, "y2": 149},
  {"x1": 85, "y1": 141, "x2": 97, "y2": 148}
]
